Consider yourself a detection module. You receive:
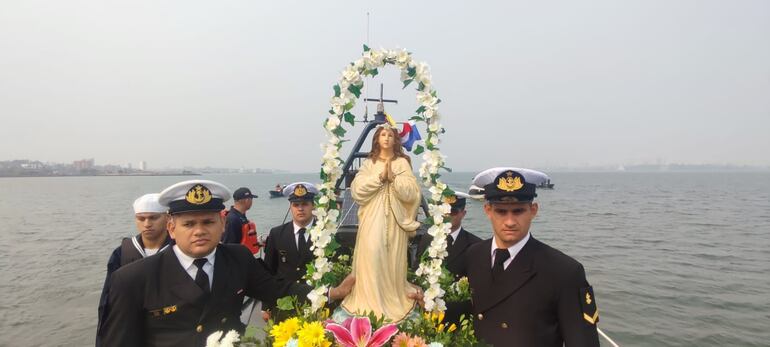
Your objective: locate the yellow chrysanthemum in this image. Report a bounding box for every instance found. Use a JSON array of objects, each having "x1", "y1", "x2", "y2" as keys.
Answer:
[
  {"x1": 270, "y1": 317, "x2": 302, "y2": 347},
  {"x1": 448, "y1": 323, "x2": 457, "y2": 333},
  {"x1": 296, "y1": 321, "x2": 331, "y2": 347}
]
